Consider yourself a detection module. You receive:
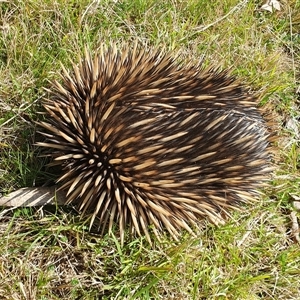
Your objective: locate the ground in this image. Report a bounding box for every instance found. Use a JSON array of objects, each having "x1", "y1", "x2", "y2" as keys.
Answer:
[{"x1": 0, "y1": 1, "x2": 299, "y2": 299}]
